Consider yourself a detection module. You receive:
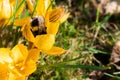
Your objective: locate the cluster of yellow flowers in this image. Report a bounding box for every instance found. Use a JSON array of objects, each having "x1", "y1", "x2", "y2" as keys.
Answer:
[{"x1": 0, "y1": 0, "x2": 69, "y2": 80}]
